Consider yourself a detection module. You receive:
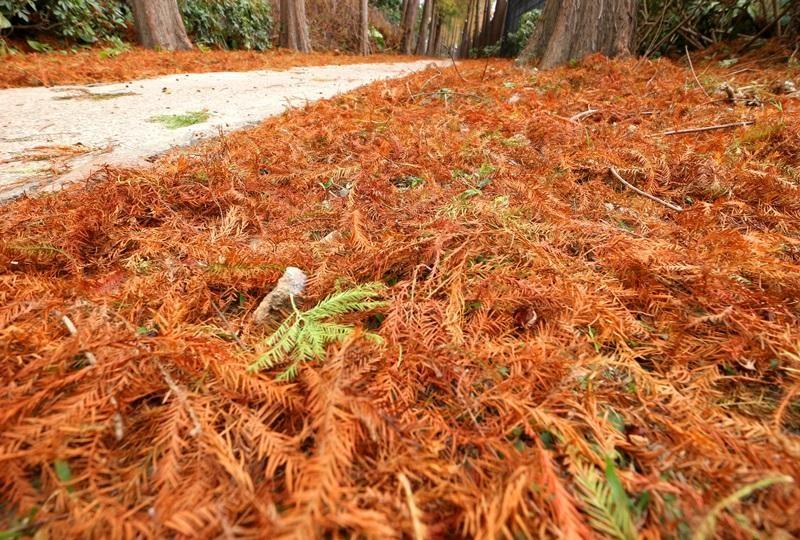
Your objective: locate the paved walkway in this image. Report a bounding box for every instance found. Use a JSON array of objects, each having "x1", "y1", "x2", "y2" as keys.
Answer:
[{"x1": 0, "y1": 60, "x2": 445, "y2": 201}]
